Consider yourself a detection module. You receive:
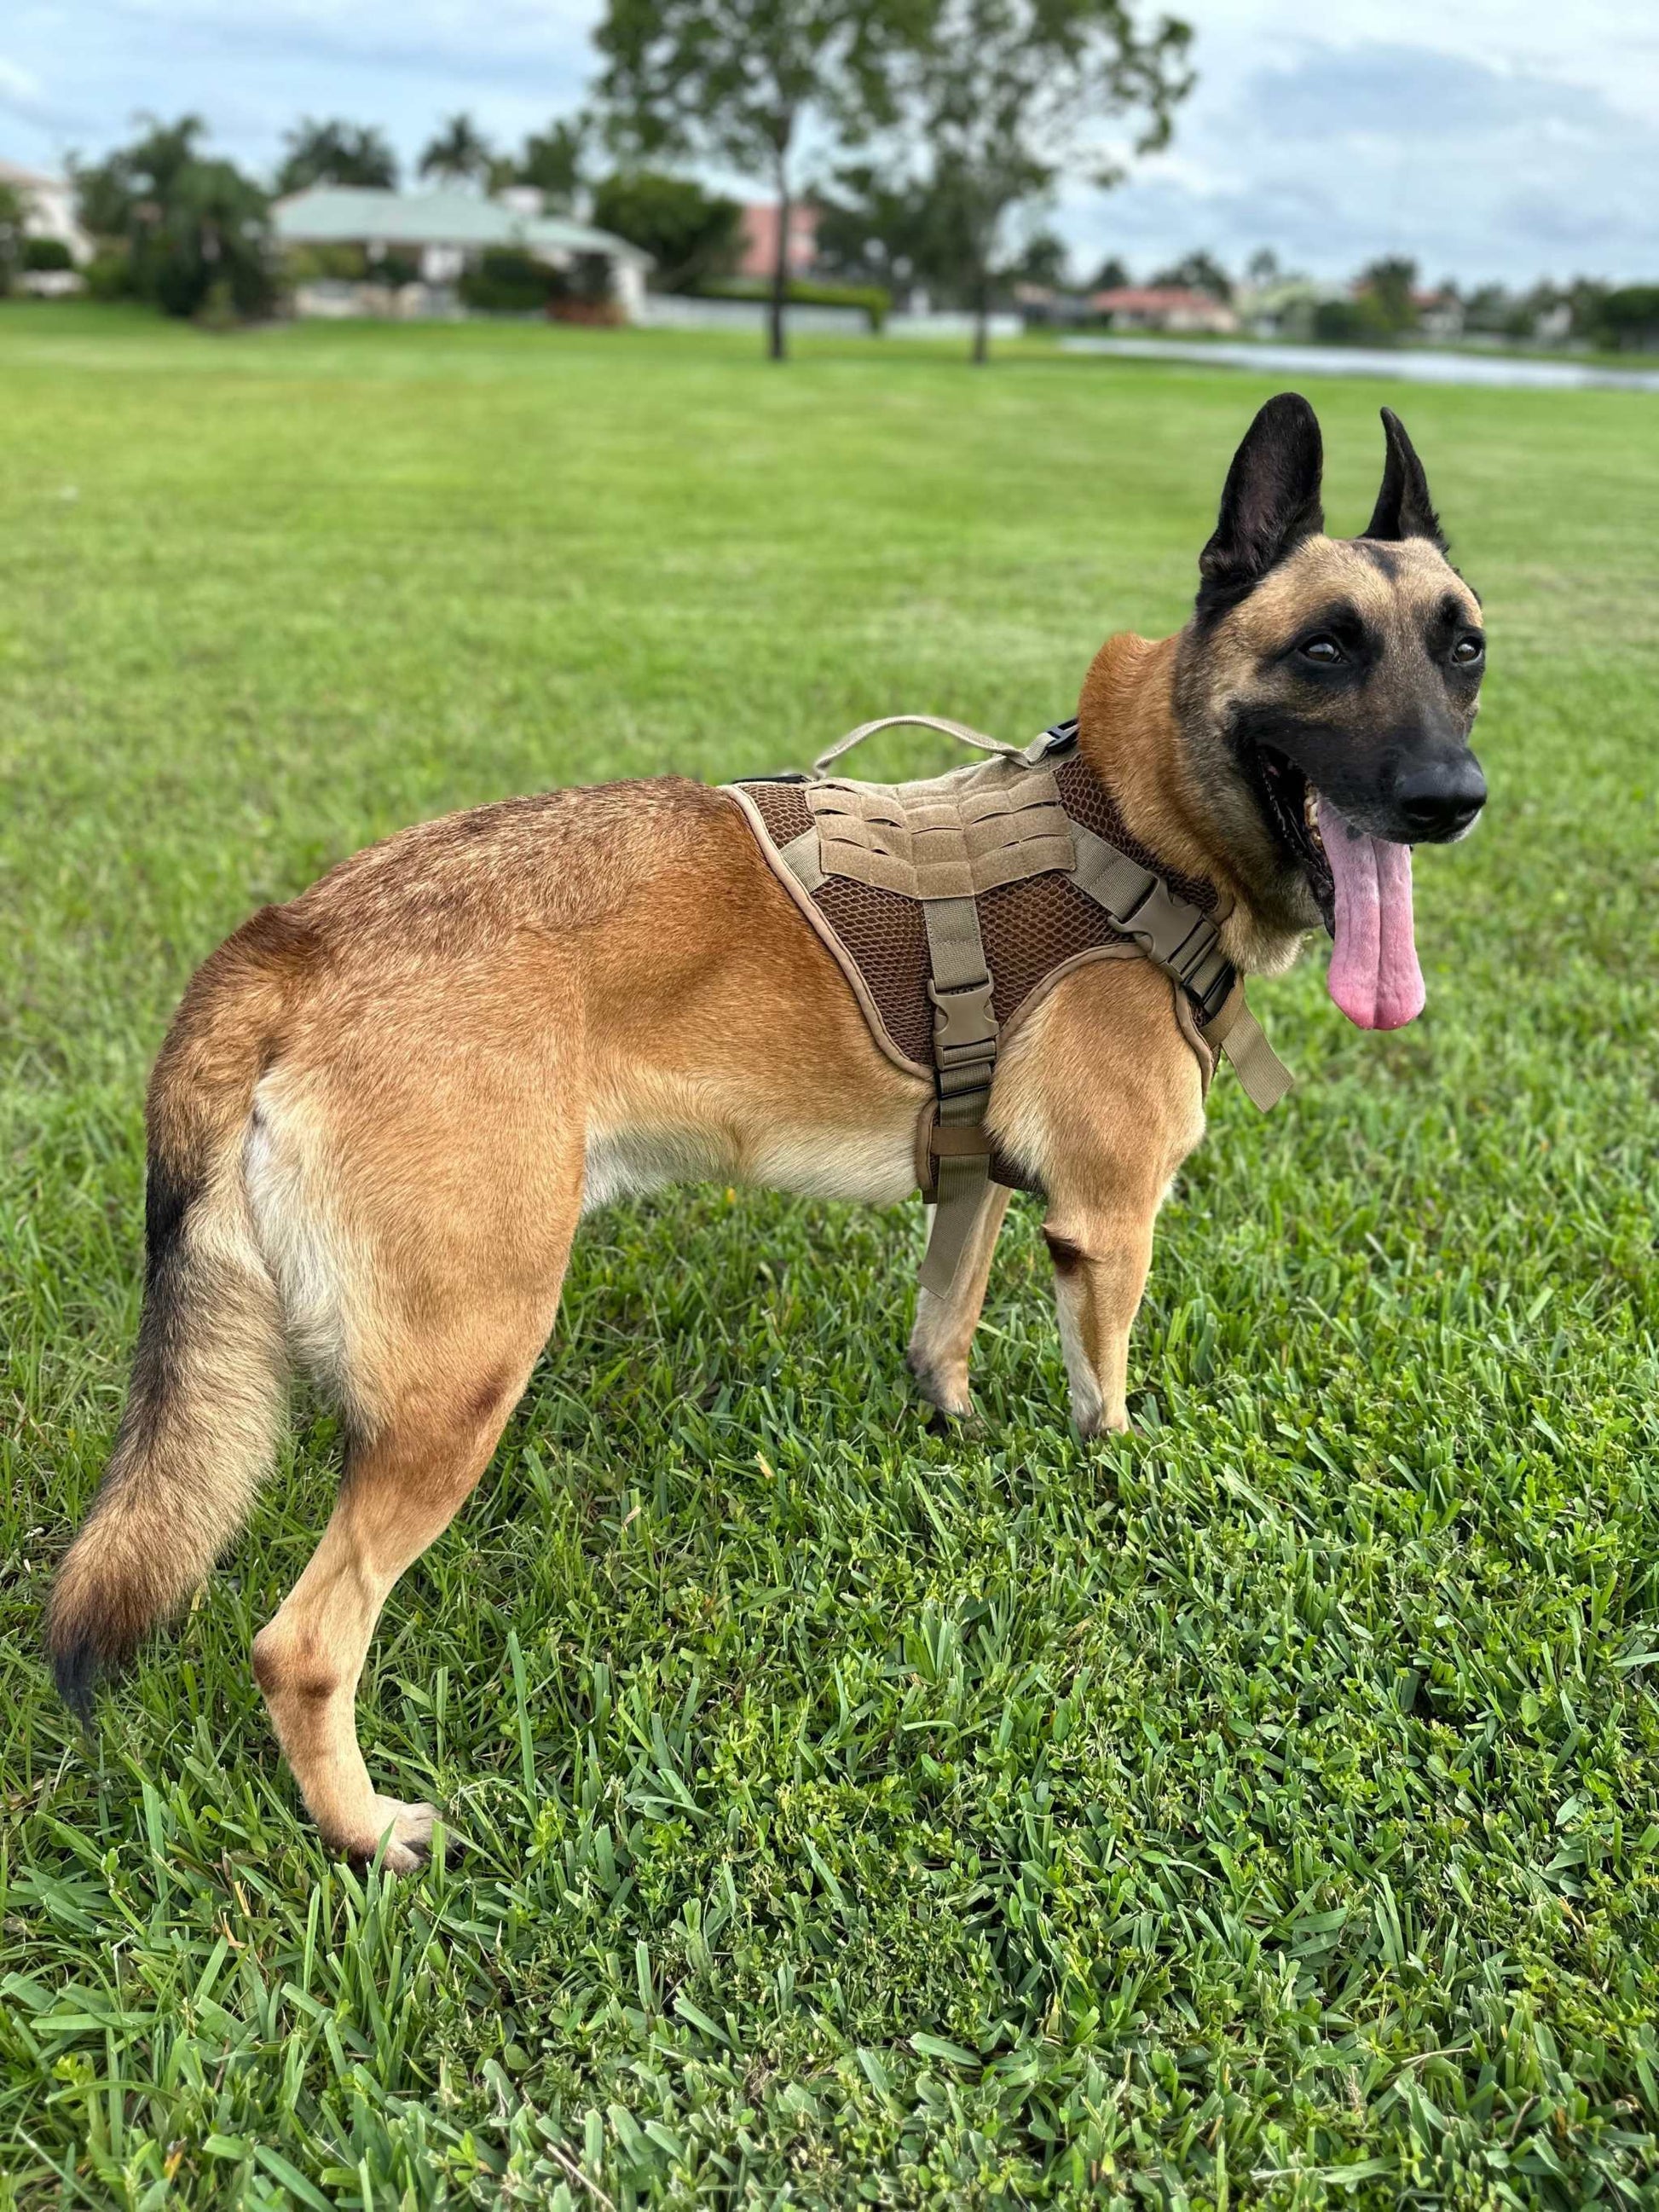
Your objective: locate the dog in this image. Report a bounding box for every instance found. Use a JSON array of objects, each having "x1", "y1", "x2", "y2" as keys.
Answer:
[{"x1": 49, "y1": 392, "x2": 1487, "y2": 1868}]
